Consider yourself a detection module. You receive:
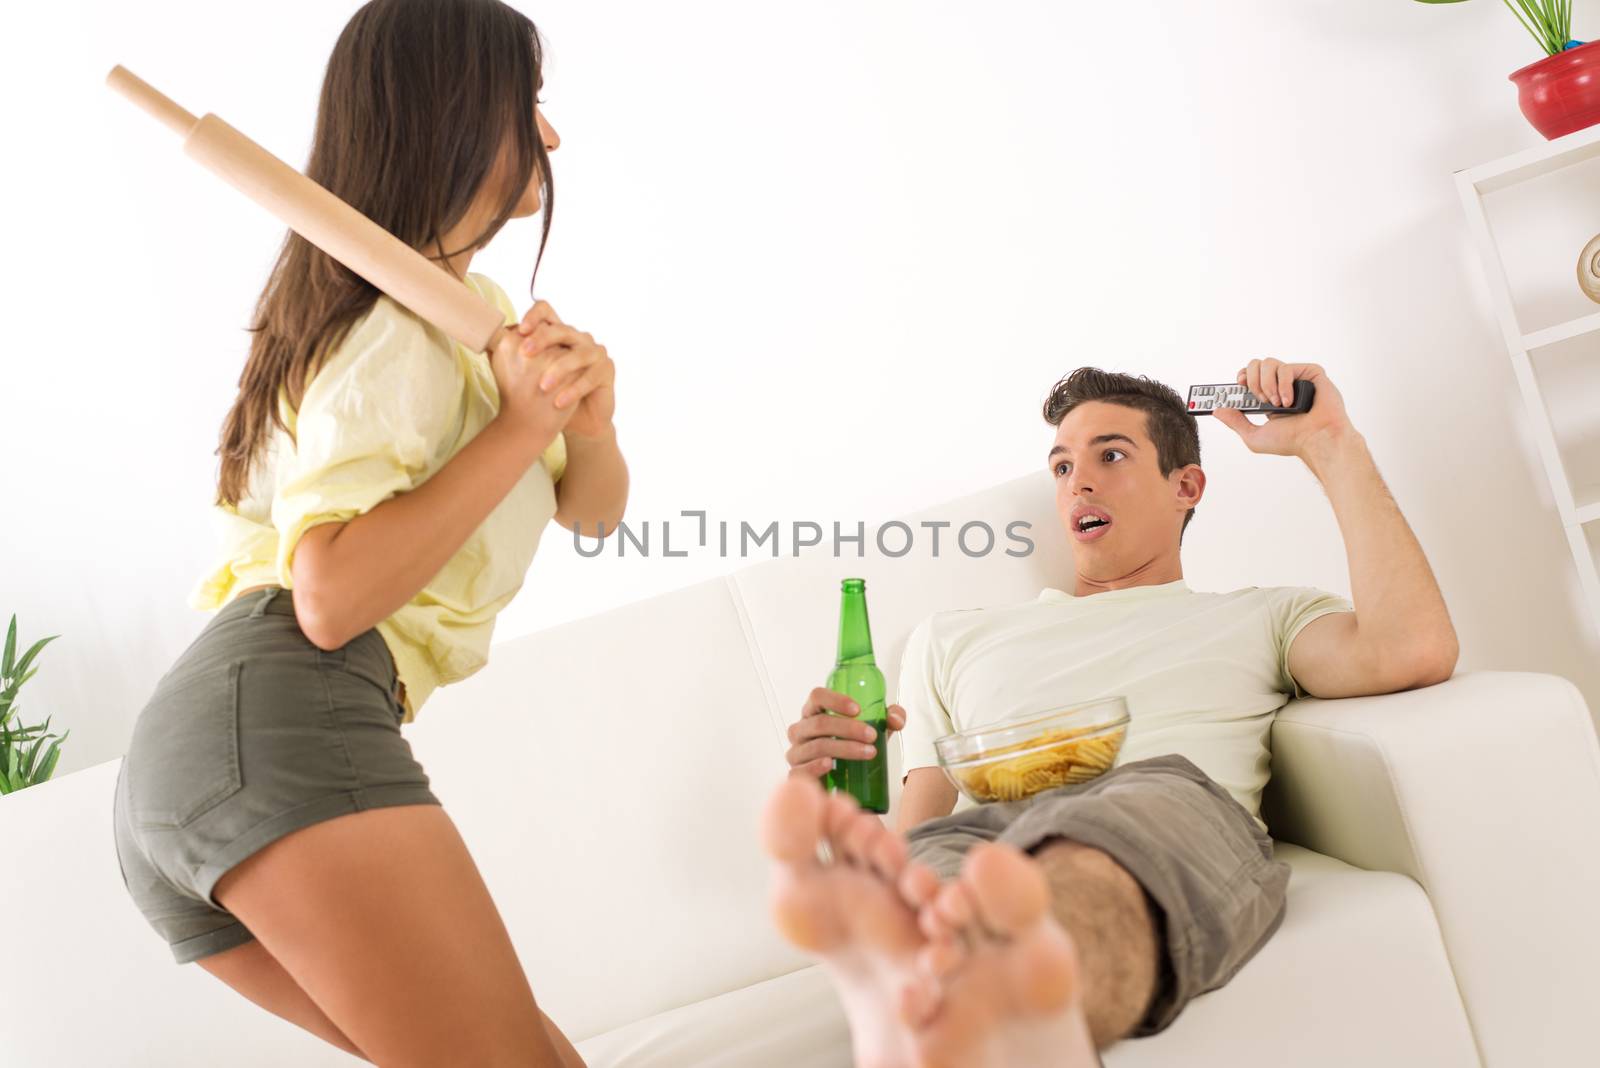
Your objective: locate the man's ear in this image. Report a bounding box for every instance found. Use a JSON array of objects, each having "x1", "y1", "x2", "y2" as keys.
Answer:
[{"x1": 1176, "y1": 464, "x2": 1205, "y2": 510}]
